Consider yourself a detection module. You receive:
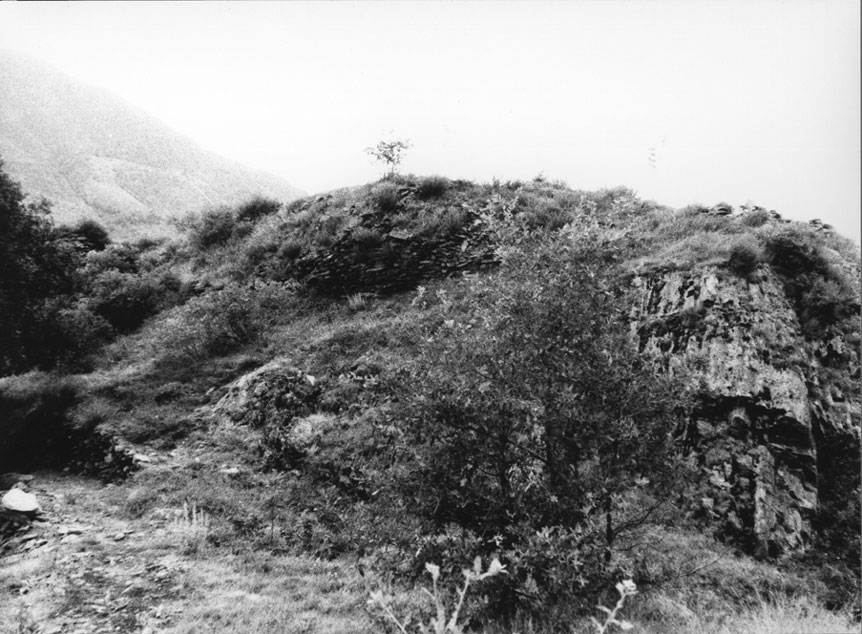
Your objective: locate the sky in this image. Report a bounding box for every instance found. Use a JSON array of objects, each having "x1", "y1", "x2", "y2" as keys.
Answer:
[{"x1": 0, "y1": 1, "x2": 859, "y2": 241}]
